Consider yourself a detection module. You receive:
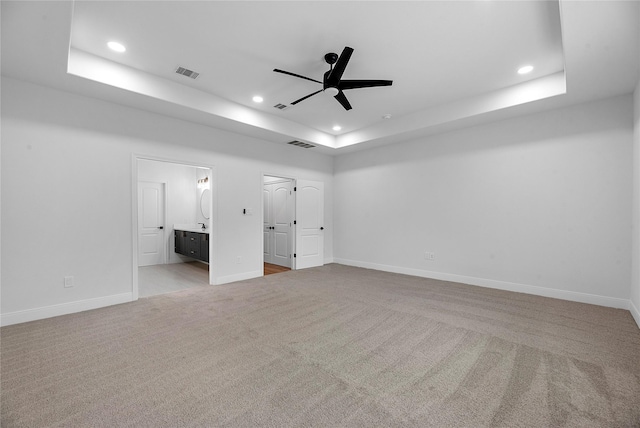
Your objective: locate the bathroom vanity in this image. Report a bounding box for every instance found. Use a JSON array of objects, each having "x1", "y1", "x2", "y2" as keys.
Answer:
[{"x1": 174, "y1": 227, "x2": 209, "y2": 263}]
